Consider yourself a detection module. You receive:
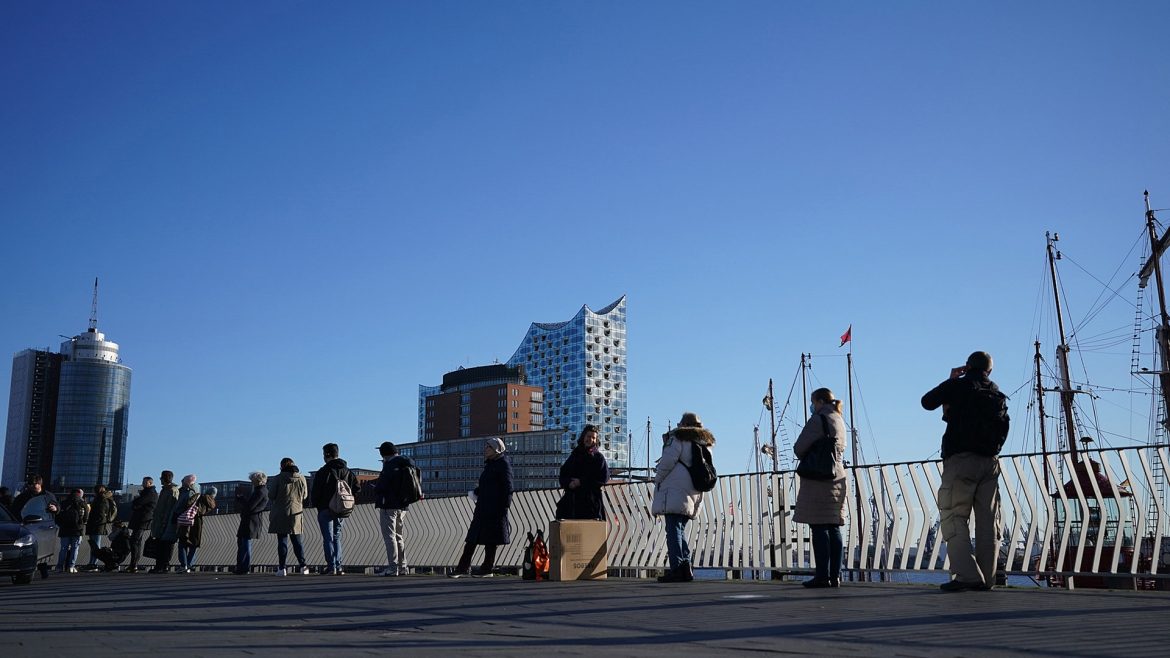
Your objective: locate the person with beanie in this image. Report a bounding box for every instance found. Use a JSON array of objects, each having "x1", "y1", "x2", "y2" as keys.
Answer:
[{"x1": 450, "y1": 437, "x2": 513, "y2": 578}]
